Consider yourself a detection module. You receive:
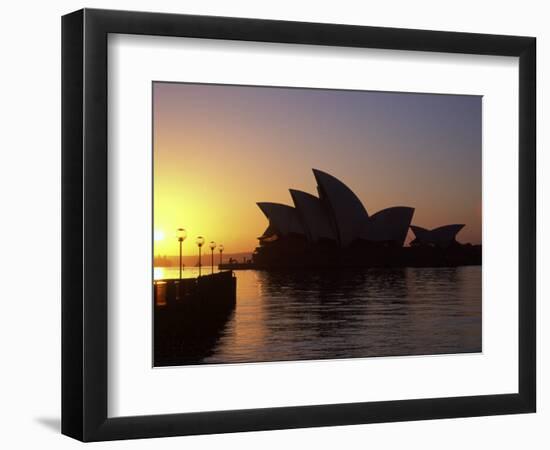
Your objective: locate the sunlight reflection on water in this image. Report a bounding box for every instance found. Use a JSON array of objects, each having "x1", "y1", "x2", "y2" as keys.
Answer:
[{"x1": 155, "y1": 266, "x2": 481, "y2": 364}]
